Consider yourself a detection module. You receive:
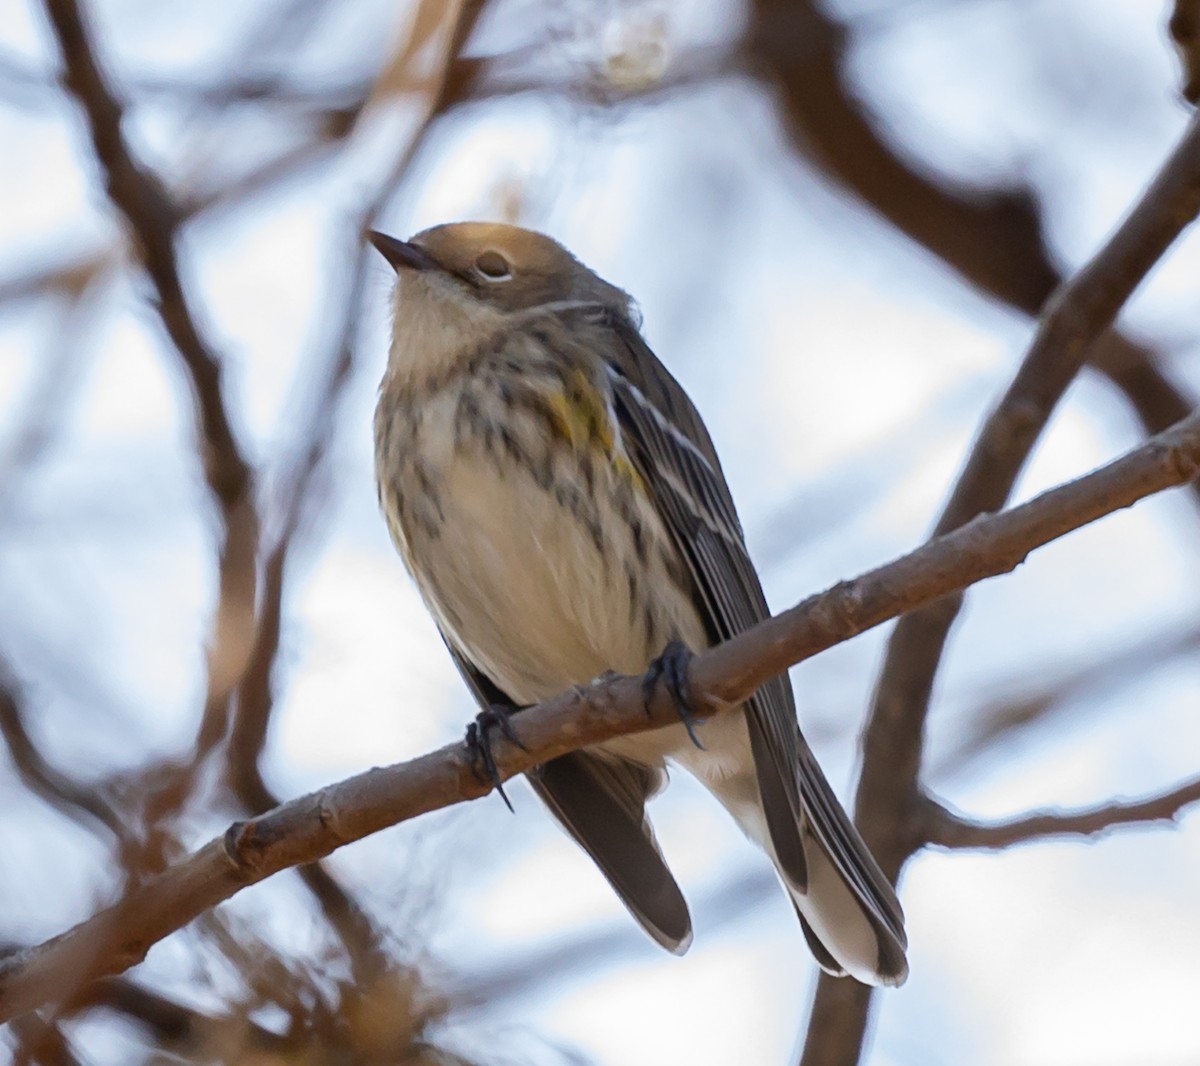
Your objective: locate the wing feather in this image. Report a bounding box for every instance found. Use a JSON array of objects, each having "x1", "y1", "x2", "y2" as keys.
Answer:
[
  {"x1": 442, "y1": 637, "x2": 693, "y2": 952},
  {"x1": 575, "y1": 307, "x2": 907, "y2": 975}
]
